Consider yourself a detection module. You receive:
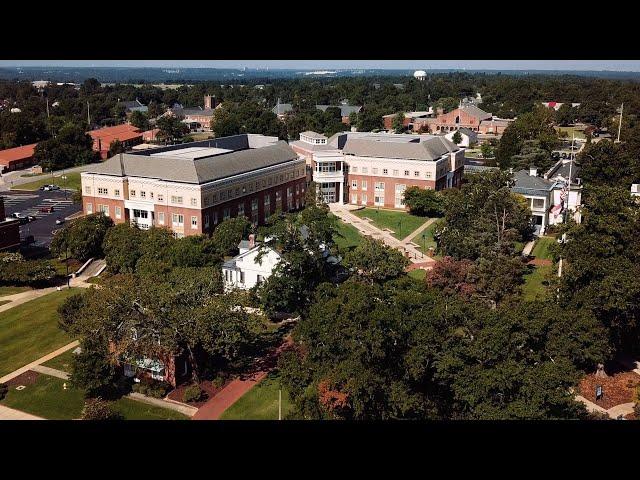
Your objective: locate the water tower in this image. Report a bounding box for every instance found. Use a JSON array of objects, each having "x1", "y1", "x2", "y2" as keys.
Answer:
[{"x1": 413, "y1": 70, "x2": 427, "y2": 81}]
